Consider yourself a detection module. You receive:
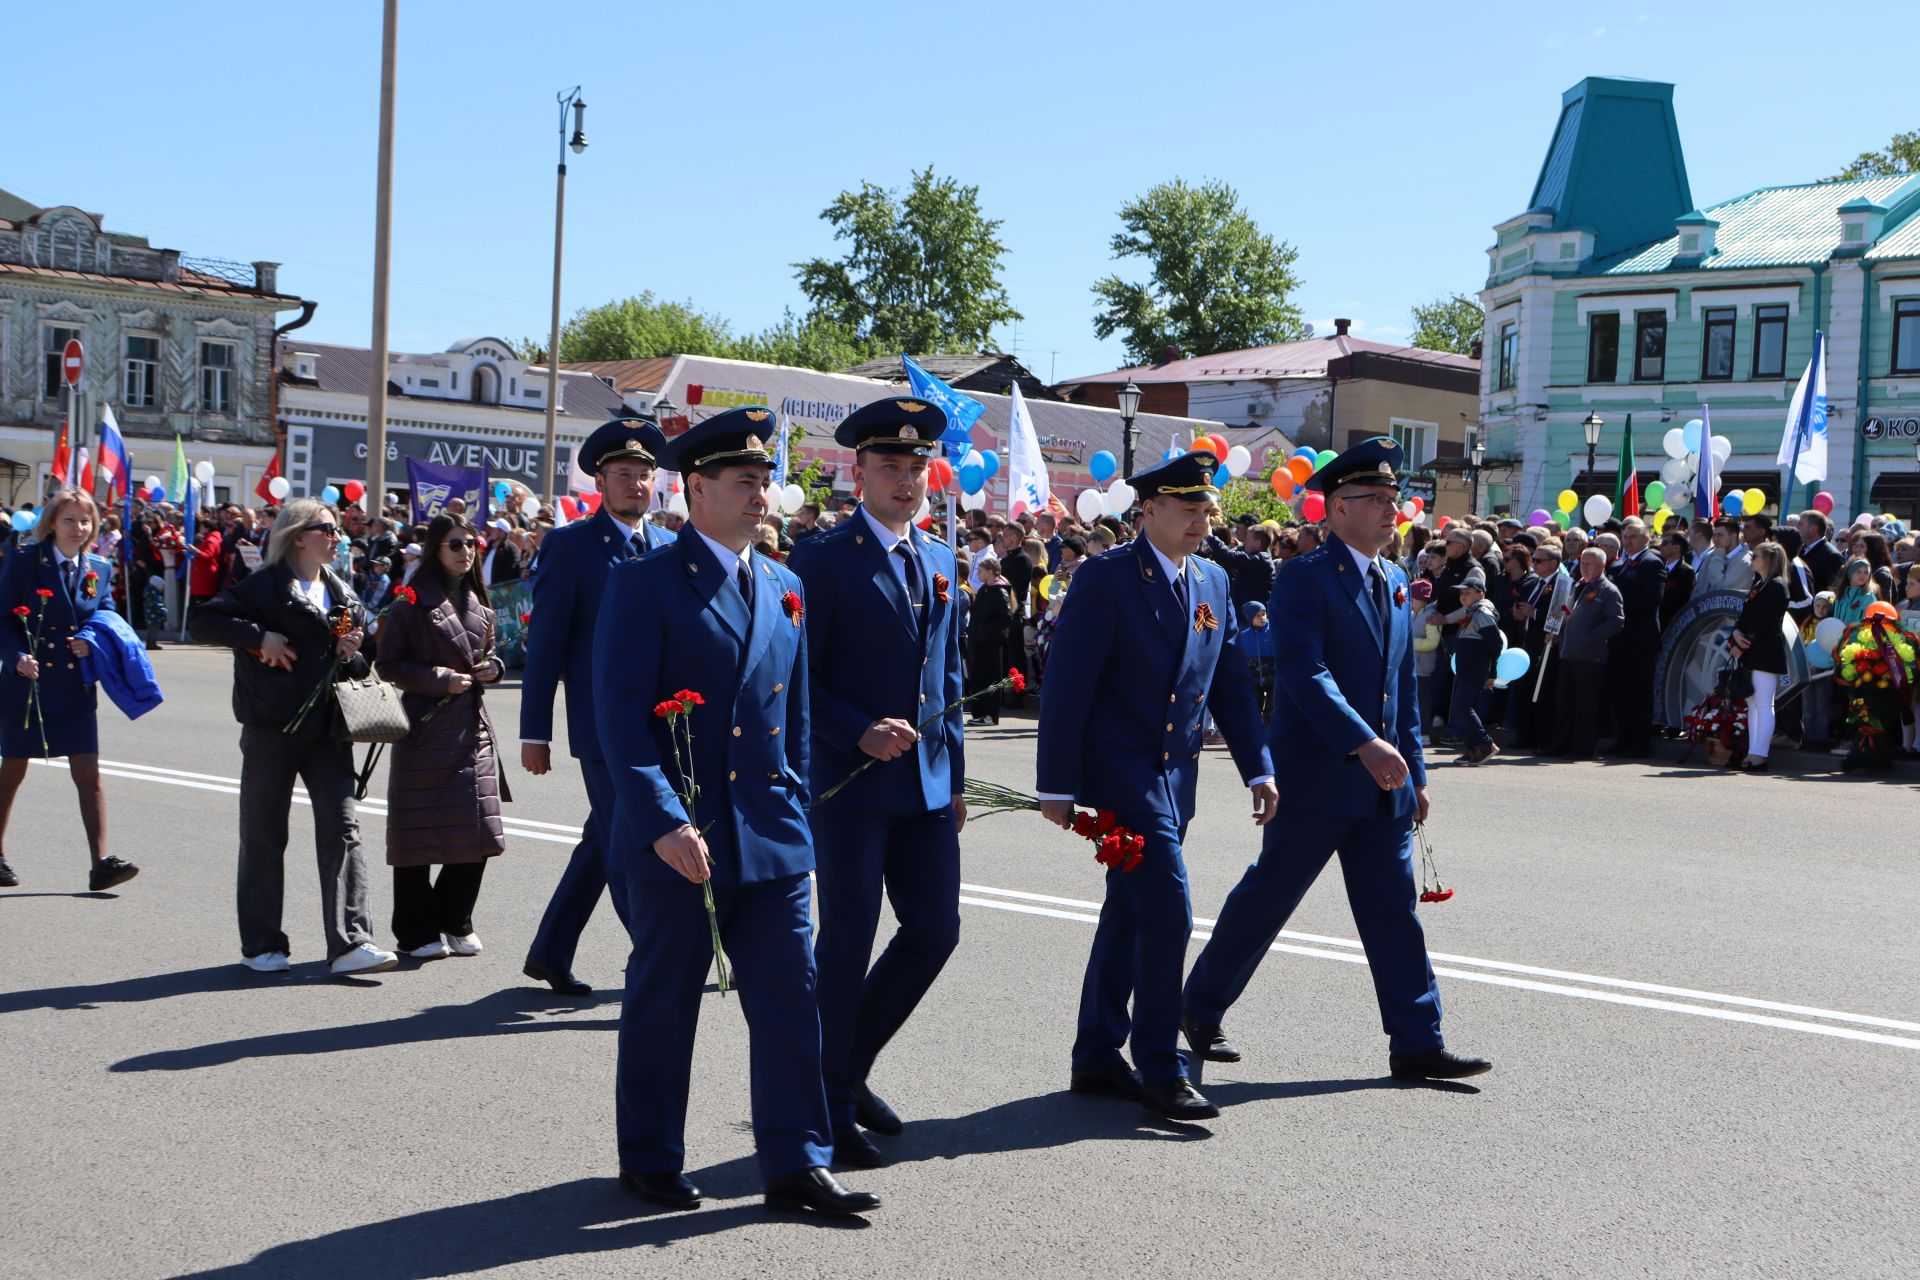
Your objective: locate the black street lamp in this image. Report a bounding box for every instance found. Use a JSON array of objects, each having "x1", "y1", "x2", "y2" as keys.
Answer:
[
  {"x1": 1115, "y1": 378, "x2": 1142, "y2": 478},
  {"x1": 1582, "y1": 410, "x2": 1604, "y2": 492},
  {"x1": 1468, "y1": 430, "x2": 1487, "y2": 515}
]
